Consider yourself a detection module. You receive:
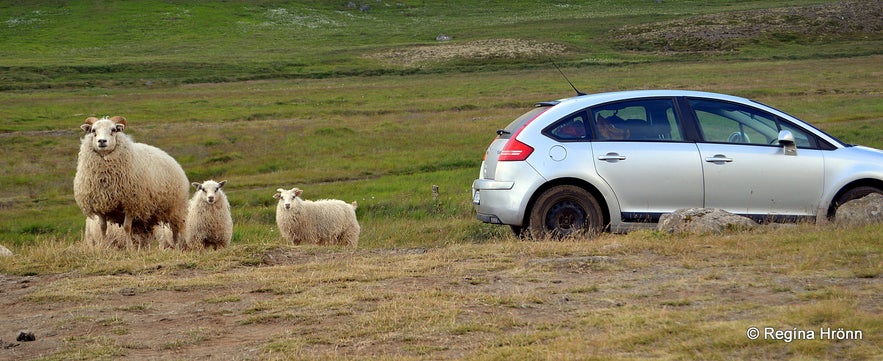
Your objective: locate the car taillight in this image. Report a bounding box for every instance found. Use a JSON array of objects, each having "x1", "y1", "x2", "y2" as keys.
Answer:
[
  {"x1": 492, "y1": 106, "x2": 545, "y2": 162},
  {"x1": 498, "y1": 139, "x2": 533, "y2": 161}
]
